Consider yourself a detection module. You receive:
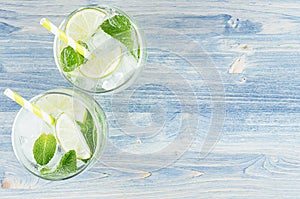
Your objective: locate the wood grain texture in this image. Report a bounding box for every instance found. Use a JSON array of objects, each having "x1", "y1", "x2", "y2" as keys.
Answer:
[{"x1": 1, "y1": 0, "x2": 300, "y2": 198}]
